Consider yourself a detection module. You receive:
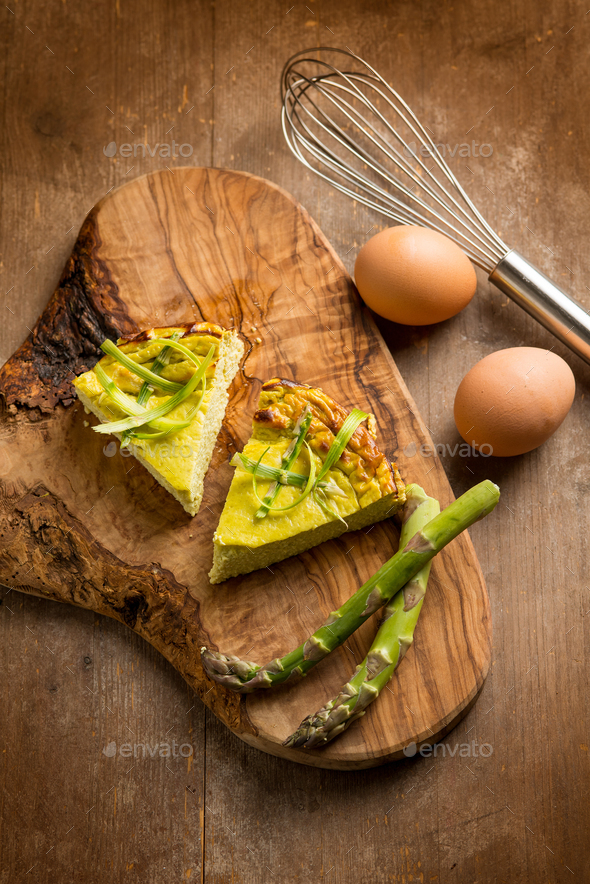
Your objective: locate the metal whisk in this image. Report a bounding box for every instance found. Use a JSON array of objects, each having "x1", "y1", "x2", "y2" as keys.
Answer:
[{"x1": 281, "y1": 47, "x2": 590, "y2": 366}]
